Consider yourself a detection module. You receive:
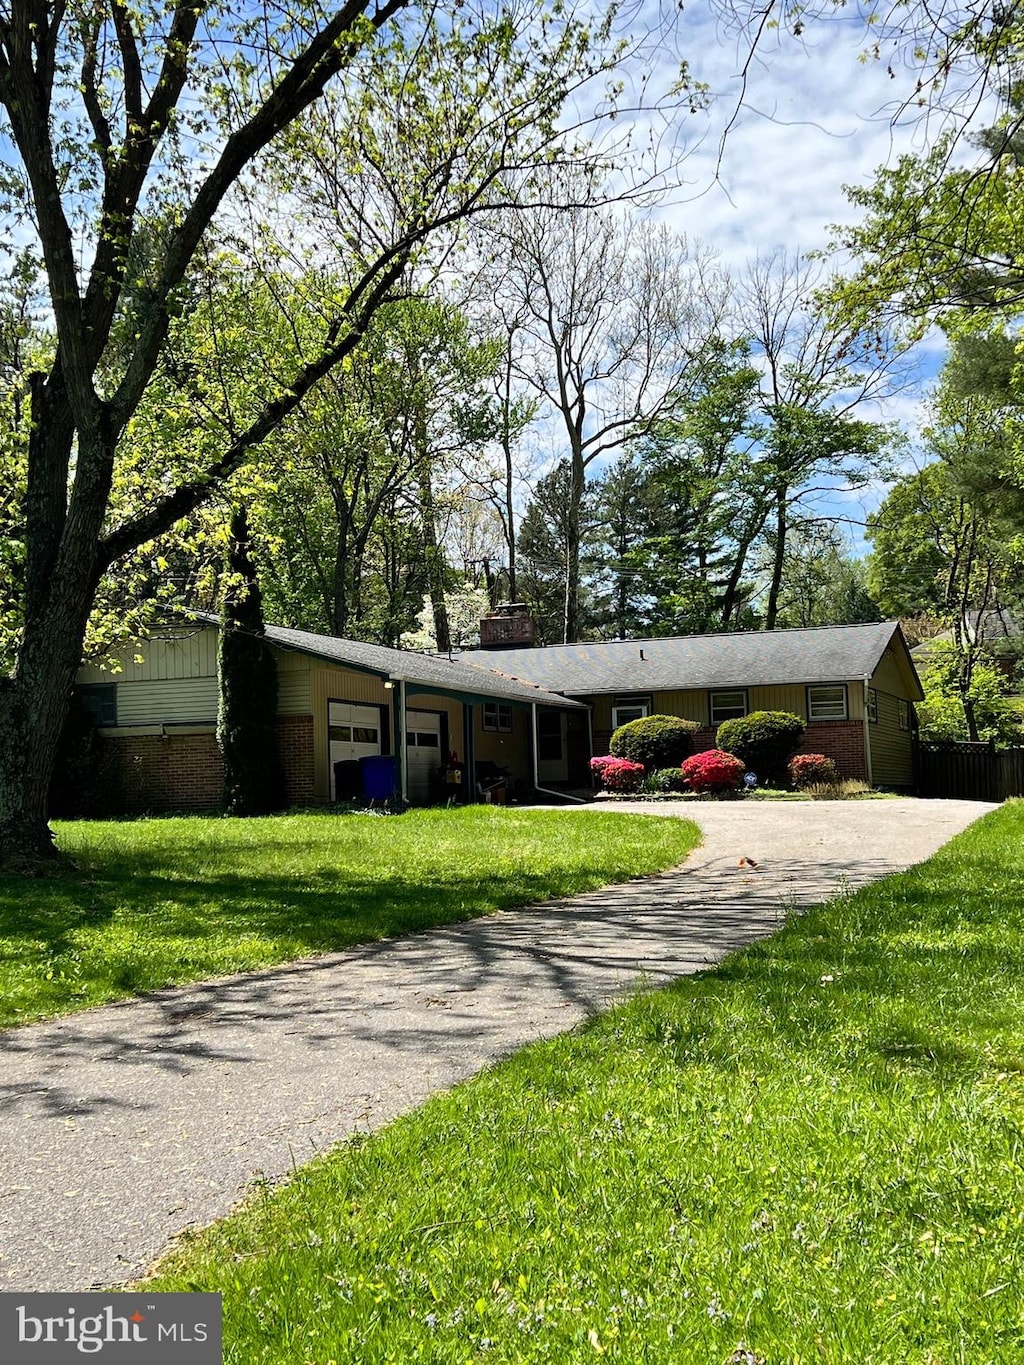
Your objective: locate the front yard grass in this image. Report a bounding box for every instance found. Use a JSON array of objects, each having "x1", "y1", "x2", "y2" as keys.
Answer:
[
  {"x1": 0, "y1": 808, "x2": 700, "y2": 1028},
  {"x1": 148, "y1": 801, "x2": 1024, "y2": 1363}
]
